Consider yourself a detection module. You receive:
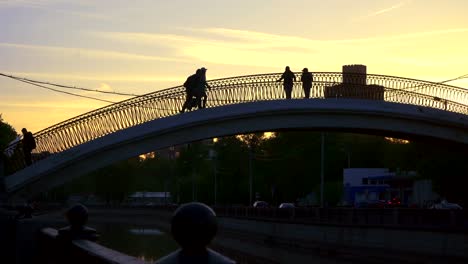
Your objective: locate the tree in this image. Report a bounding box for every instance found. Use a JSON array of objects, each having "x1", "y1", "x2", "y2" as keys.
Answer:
[
  {"x1": 0, "y1": 114, "x2": 17, "y2": 153},
  {"x1": 1, "y1": 114, "x2": 18, "y2": 176},
  {"x1": 94, "y1": 157, "x2": 140, "y2": 204}
]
